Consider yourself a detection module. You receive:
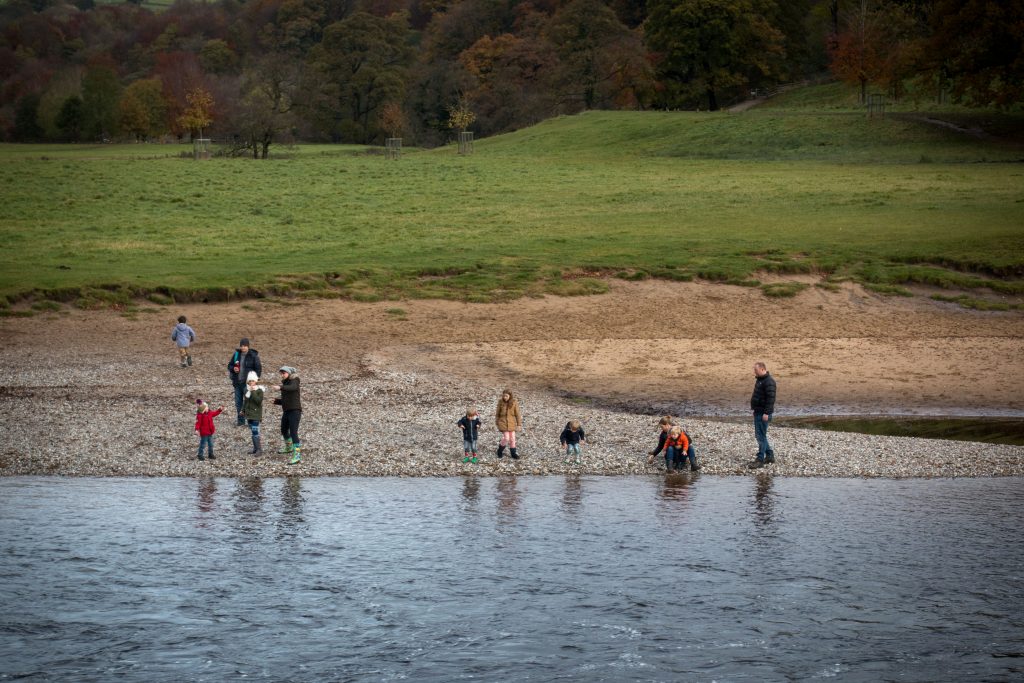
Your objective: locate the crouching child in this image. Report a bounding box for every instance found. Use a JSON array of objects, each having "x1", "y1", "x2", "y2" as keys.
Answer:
[{"x1": 560, "y1": 420, "x2": 586, "y2": 464}]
